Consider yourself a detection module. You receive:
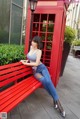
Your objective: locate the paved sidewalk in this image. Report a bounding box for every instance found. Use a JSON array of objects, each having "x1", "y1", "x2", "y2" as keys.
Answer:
[{"x1": 7, "y1": 55, "x2": 80, "y2": 119}]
